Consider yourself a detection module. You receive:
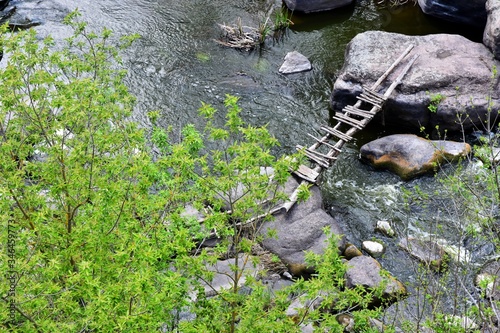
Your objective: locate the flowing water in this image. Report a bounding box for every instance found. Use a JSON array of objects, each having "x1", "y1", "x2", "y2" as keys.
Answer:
[{"x1": 18, "y1": 0, "x2": 489, "y2": 316}]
